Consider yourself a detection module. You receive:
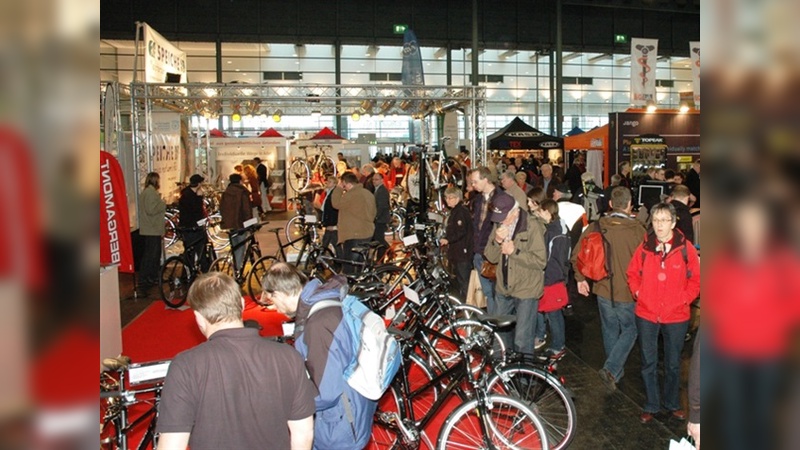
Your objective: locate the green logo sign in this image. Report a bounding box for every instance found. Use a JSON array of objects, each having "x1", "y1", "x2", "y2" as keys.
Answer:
[
  {"x1": 614, "y1": 34, "x2": 628, "y2": 44},
  {"x1": 393, "y1": 24, "x2": 408, "y2": 35}
]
